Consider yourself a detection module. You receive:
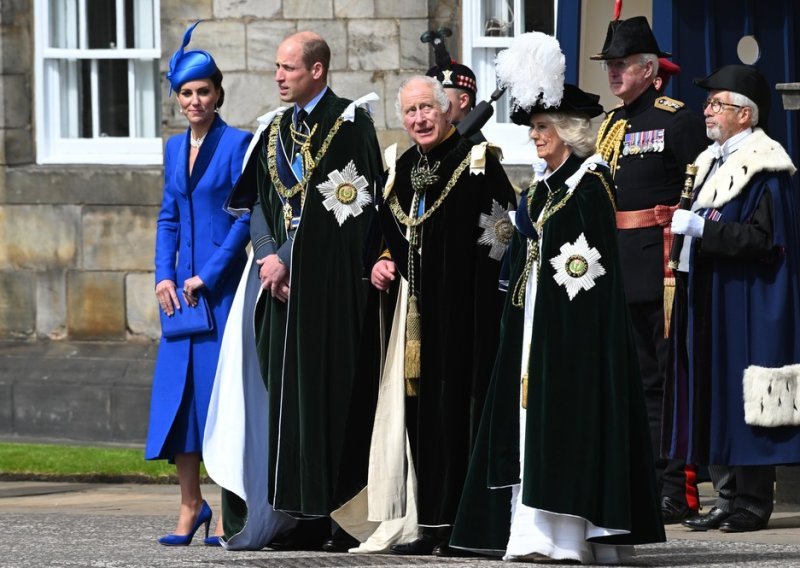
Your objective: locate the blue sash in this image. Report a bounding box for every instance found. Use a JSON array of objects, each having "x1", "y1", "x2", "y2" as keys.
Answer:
[{"x1": 274, "y1": 122, "x2": 303, "y2": 224}]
